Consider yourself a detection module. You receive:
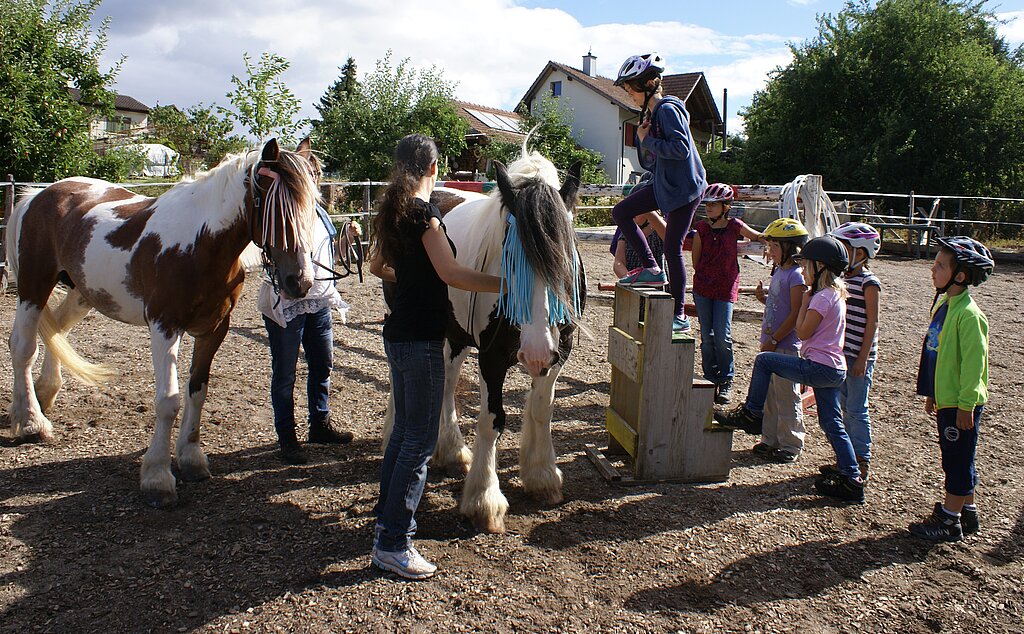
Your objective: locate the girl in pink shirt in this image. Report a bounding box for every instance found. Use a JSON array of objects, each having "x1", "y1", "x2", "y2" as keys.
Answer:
[{"x1": 716, "y1": 236, "x2": 865, "y2": 503}]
